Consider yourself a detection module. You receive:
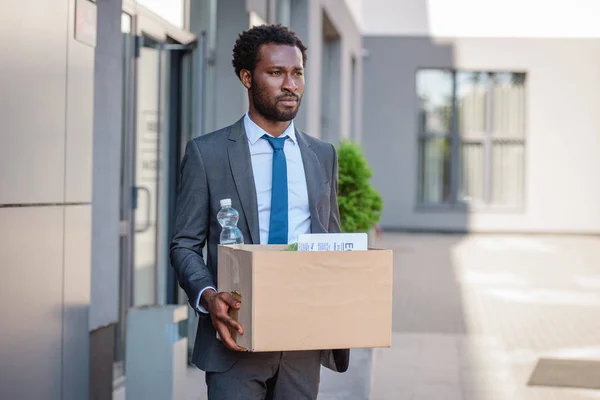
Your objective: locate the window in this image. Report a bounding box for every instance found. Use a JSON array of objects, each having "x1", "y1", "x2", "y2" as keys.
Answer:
[{"x1": 417, "y1": 69, "x2": 526, "y2": 208}]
